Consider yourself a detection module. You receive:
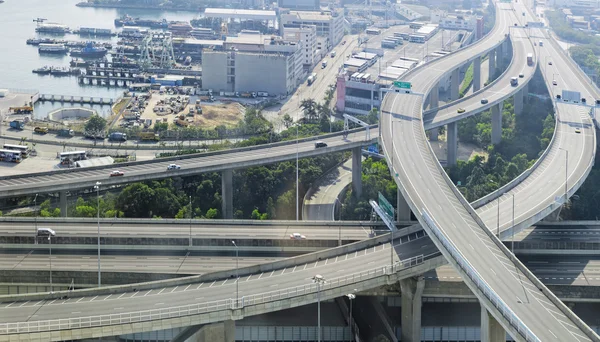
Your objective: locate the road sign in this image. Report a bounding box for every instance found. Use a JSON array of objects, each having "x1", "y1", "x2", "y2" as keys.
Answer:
[
  {"x1": 393, "y1": 81, "x2": 412, "y2": 89},
  {"x1": 378, "y1": 192, "x2": 395, "y2": 221}
]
